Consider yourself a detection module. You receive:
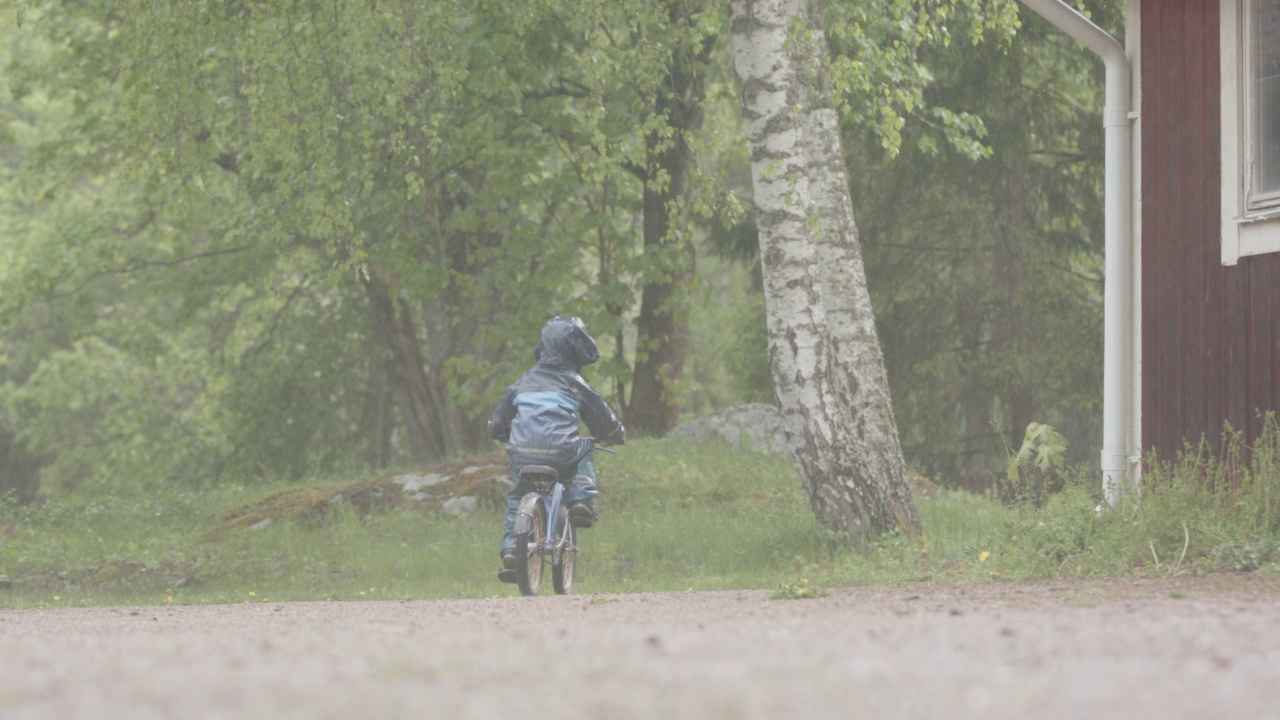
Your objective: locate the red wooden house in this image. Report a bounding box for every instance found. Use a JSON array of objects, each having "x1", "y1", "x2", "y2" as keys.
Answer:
[
  {"x1": 1024, "y1": 0, "x2": 1280, "y2": 500},
  {"x1": 1136, "y1": 0, "x2": 1280, "y2": 457}
]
